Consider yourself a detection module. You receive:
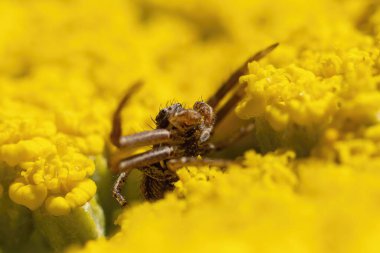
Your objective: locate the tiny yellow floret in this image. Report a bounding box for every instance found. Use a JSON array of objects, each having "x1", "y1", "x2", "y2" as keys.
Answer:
[
  {"x1": 65, "y1": 179, "x2": 97, "y2": 209},
  {"x1": 9, "y1": 181, "x2": 47, "y2": 210},
  {"x1": 45, "y1": 196, "x2": 71, "y2": 216}
]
